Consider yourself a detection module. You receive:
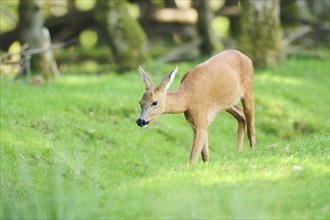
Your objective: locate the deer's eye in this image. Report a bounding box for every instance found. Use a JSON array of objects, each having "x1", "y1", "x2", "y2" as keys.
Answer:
[{"x1": 151, "y1": 101, "x2": 158, "y2": 107}]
